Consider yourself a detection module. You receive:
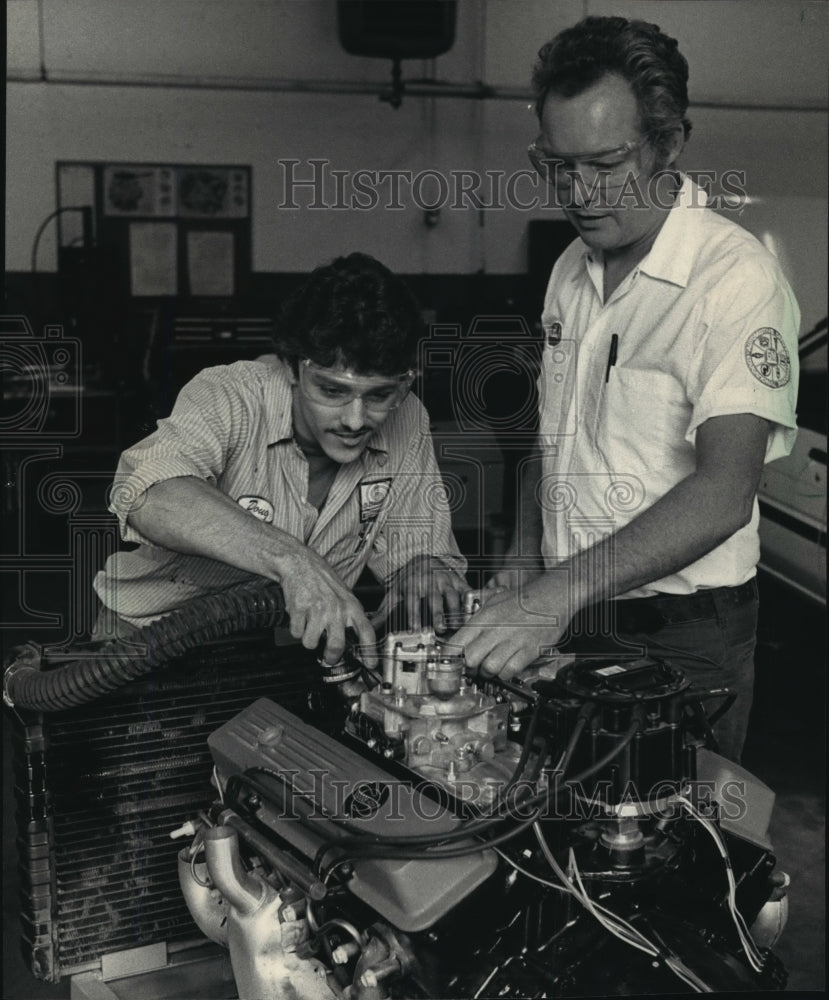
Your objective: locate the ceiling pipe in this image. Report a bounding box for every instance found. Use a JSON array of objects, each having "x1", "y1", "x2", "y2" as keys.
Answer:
[
  {"x1": 8, "y1": 68, "x2": 506, "y2": 100},
  {"x1": 6, "y1": 69, "x2": 827, "y2": 113}
]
